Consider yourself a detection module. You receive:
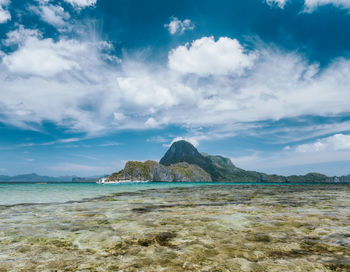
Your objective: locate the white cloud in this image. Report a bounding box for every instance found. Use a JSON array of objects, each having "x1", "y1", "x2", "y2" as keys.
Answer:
[
  {"x1": 0, "y1": 8, "x2": 10, "y2": 23},
  {"x1": 0, "y1": 0, "x2": 10, "y2": 5},
  {"x1": 296, "y1": 134, "x2": 350, "y2": 153},
  {"x1": 257, "y1": 120, "x2": 350, "y2": 145},
  {"x1": 168, "y1": 36, "x2": 257, "y2": 76},
  {"x1": 2, "y1": 34, "x2": 86, "y2": 77},
  {"x1": 113, "y1": 112, "x2": 125, "y2": 121},
  {"x1": 147, "y1": 136, "x2": 168, "y2": 143},
  {"x1": 13, "y1": 138, "x2": 84, "y2": 148},
  {"x1": 31, "y1": 4, "x2": 70, "y2": 27},
  {"x1": 58, "y1": 138, "x2": 81, "y2": 143},
  {"x1": 0, "y1": 26, "x2": 119, "y2": 134},
  {"x1": 265, "y1": 0, "x2": 287, "y2": 8},
  {"x1": 3, "y1": 25, "x2": 42, "y2": 46},
  {"x1": 304, "y1": 0, "x2": 350, "y2": 11},
  {"x1": 164, "y1": 17, "x2": 194, "y2": 35},
  {"x1": 230, "y1": 135, "x2": 350, "y2": 175},
  {"x1": 98, "y1": 142, "x2": 121, "y2": 147},
  {"x1": 0, "y1": 0, "x2": 10, "y2": 23},
  {"x1": 231, "y1": 148, "x2": 350, "y2": 176},
  {"x1": 265, "y1": 0, "x2": 350, "y2": 11},
  {"x1": 145, "y1": 117, "x2": 159, "y2": 128},
  {"x1": 166, "y1": 137, "x2": 200, "y2": 148},
  {"x1": 117, "y1": 76, "x2": 178, "y2": 109},
  {"x1": 1, "y1": 31, "x2": 350, "y2": 146},
  {"x1": 64, "y1": 0, "x2": 97, "y2": 8}
]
